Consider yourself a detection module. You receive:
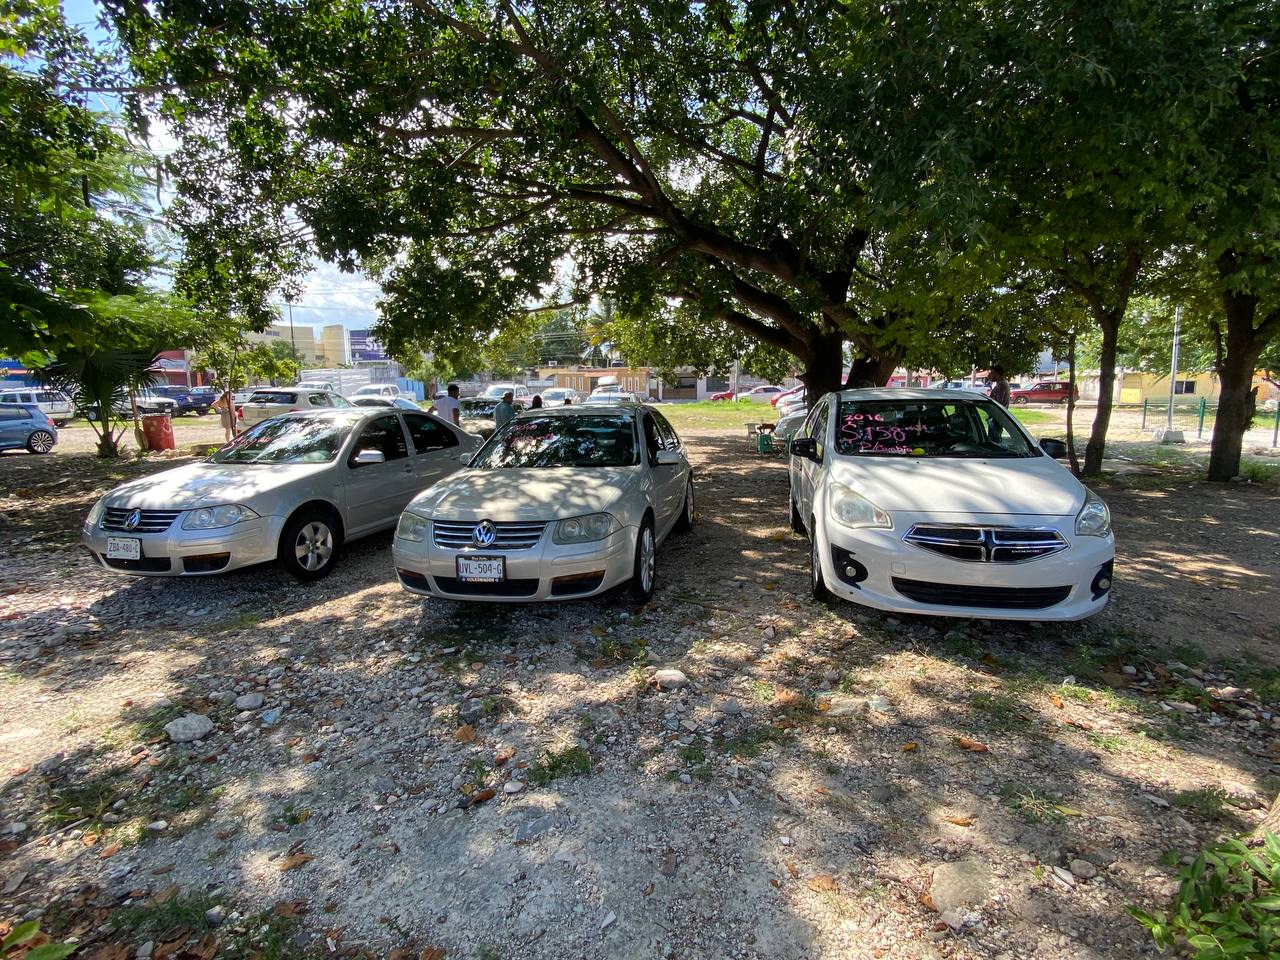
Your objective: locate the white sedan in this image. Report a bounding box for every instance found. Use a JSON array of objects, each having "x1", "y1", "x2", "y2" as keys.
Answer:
[
  {"x1": 789, "y1": 389, "x2": 1114, "y2": 620},
  {"x1": 392, "y1": 404, "x2": 694, "y2": 603},
  {"x1": 239, "y1": 388, "x2": 351, "y2": 427},
  {"x1": 741, "y1": 384, "x2": 784, "y2": 402}
]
